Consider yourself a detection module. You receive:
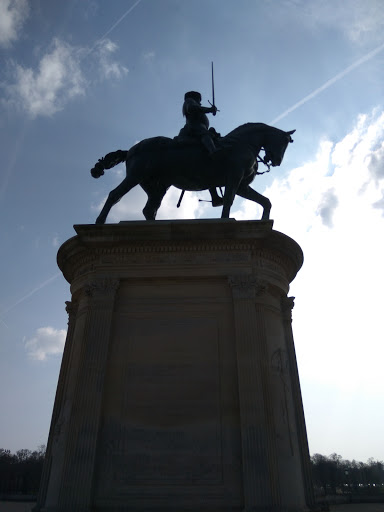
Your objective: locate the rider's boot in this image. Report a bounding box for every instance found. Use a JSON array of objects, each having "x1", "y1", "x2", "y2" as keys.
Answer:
[{"x1": 209, "y1": 188, "x2": 223, "y2": 207}]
